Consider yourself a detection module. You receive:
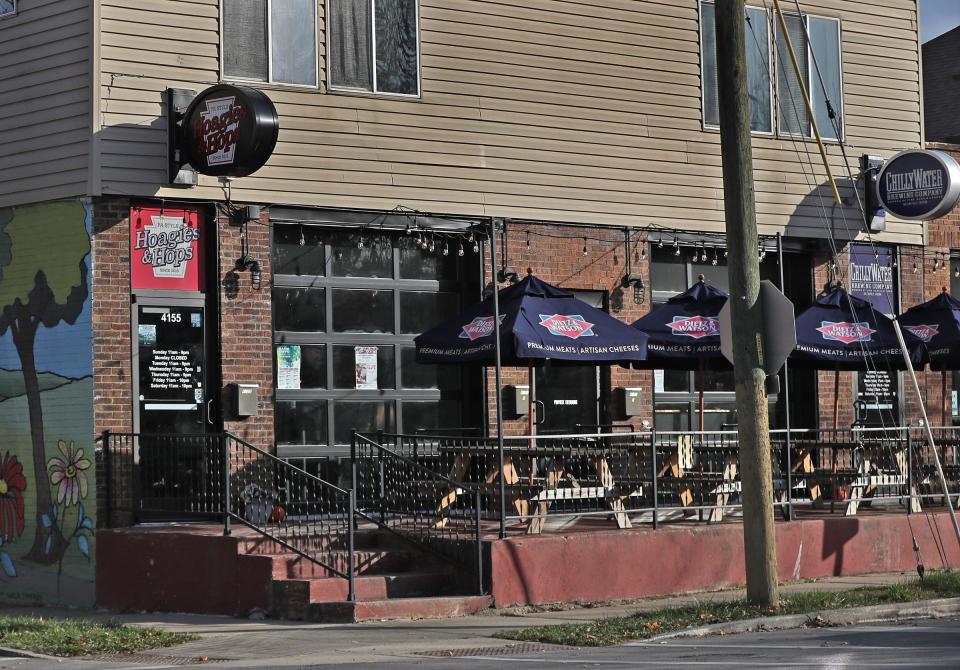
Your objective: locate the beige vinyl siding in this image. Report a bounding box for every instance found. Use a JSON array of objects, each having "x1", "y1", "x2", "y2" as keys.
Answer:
[
  {"x1": 0, "y1": 0, "x2": 91, "y2": 207},
  {"x1": 96, "y1": 0, "x2": 923, "y2": 243}
]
